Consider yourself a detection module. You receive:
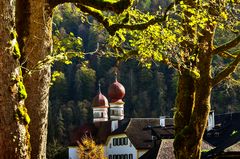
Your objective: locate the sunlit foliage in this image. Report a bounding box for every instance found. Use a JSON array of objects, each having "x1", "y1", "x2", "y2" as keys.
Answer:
[
  {"x1": 96, "y1": 0, "x2": 240, "y2": 72},
  {"x1": 77, "y1": 136, "x2": 106, "y2": 159}
]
